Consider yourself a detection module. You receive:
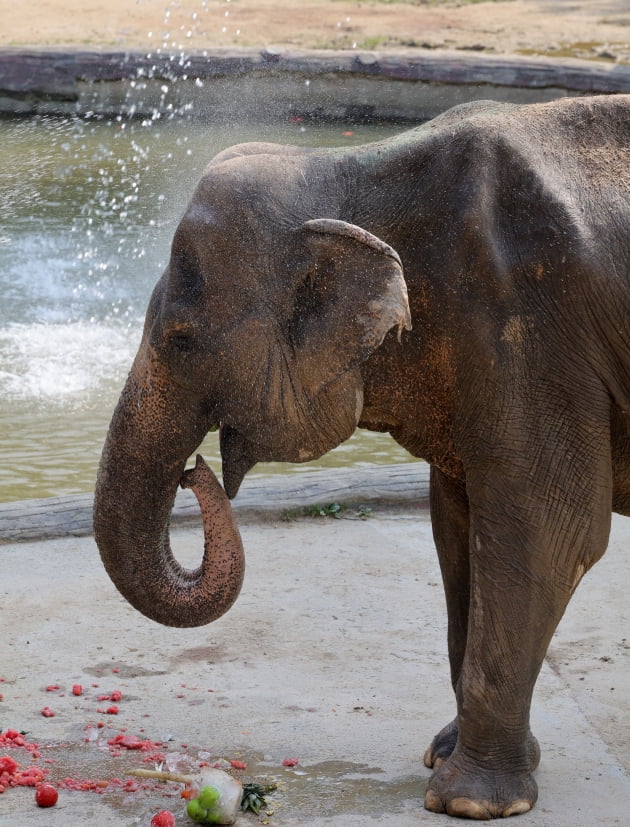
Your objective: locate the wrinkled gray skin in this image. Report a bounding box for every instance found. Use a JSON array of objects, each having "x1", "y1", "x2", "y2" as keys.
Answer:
[{"x1": 94, "y1": 95, "x2": 630, "y2": 819}]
